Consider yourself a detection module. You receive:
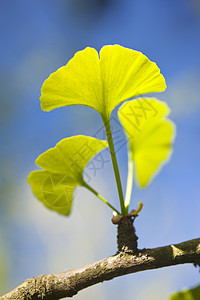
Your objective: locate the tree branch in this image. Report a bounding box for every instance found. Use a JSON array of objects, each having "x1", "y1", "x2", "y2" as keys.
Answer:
[{"x1": 1, "y1": 238, "x2": 200, "y2": 300}]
